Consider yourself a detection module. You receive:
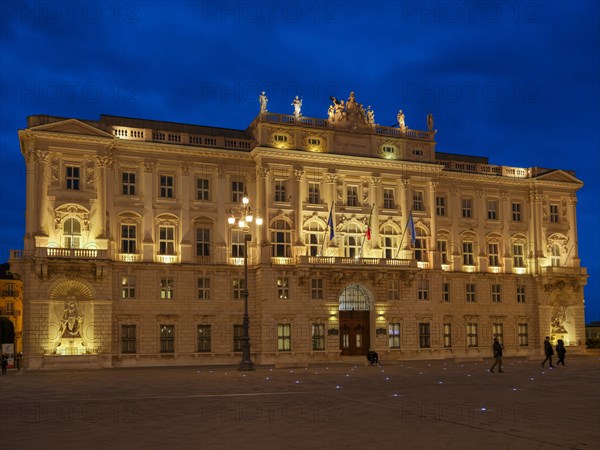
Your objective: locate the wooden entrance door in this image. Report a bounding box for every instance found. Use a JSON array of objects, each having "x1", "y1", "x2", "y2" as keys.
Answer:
[{"x1": 339, "y1": 310, "x2": 370, "y2": 356}]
